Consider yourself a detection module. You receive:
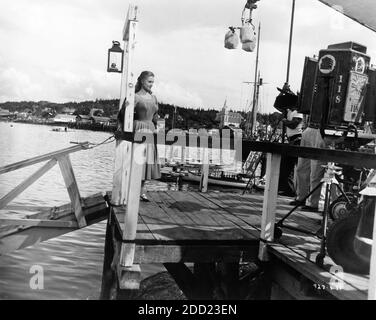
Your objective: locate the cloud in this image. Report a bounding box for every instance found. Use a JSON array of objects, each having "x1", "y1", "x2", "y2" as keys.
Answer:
[
  {"x1": 155, "y1": 81, "x2": 204, "y2": 109},
  {"x1": 0, "y1": 68, "x2": 43, "y2": 101},
  {"x1": 1, "y1": 0, "x2": 376, "y2": 114}
]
